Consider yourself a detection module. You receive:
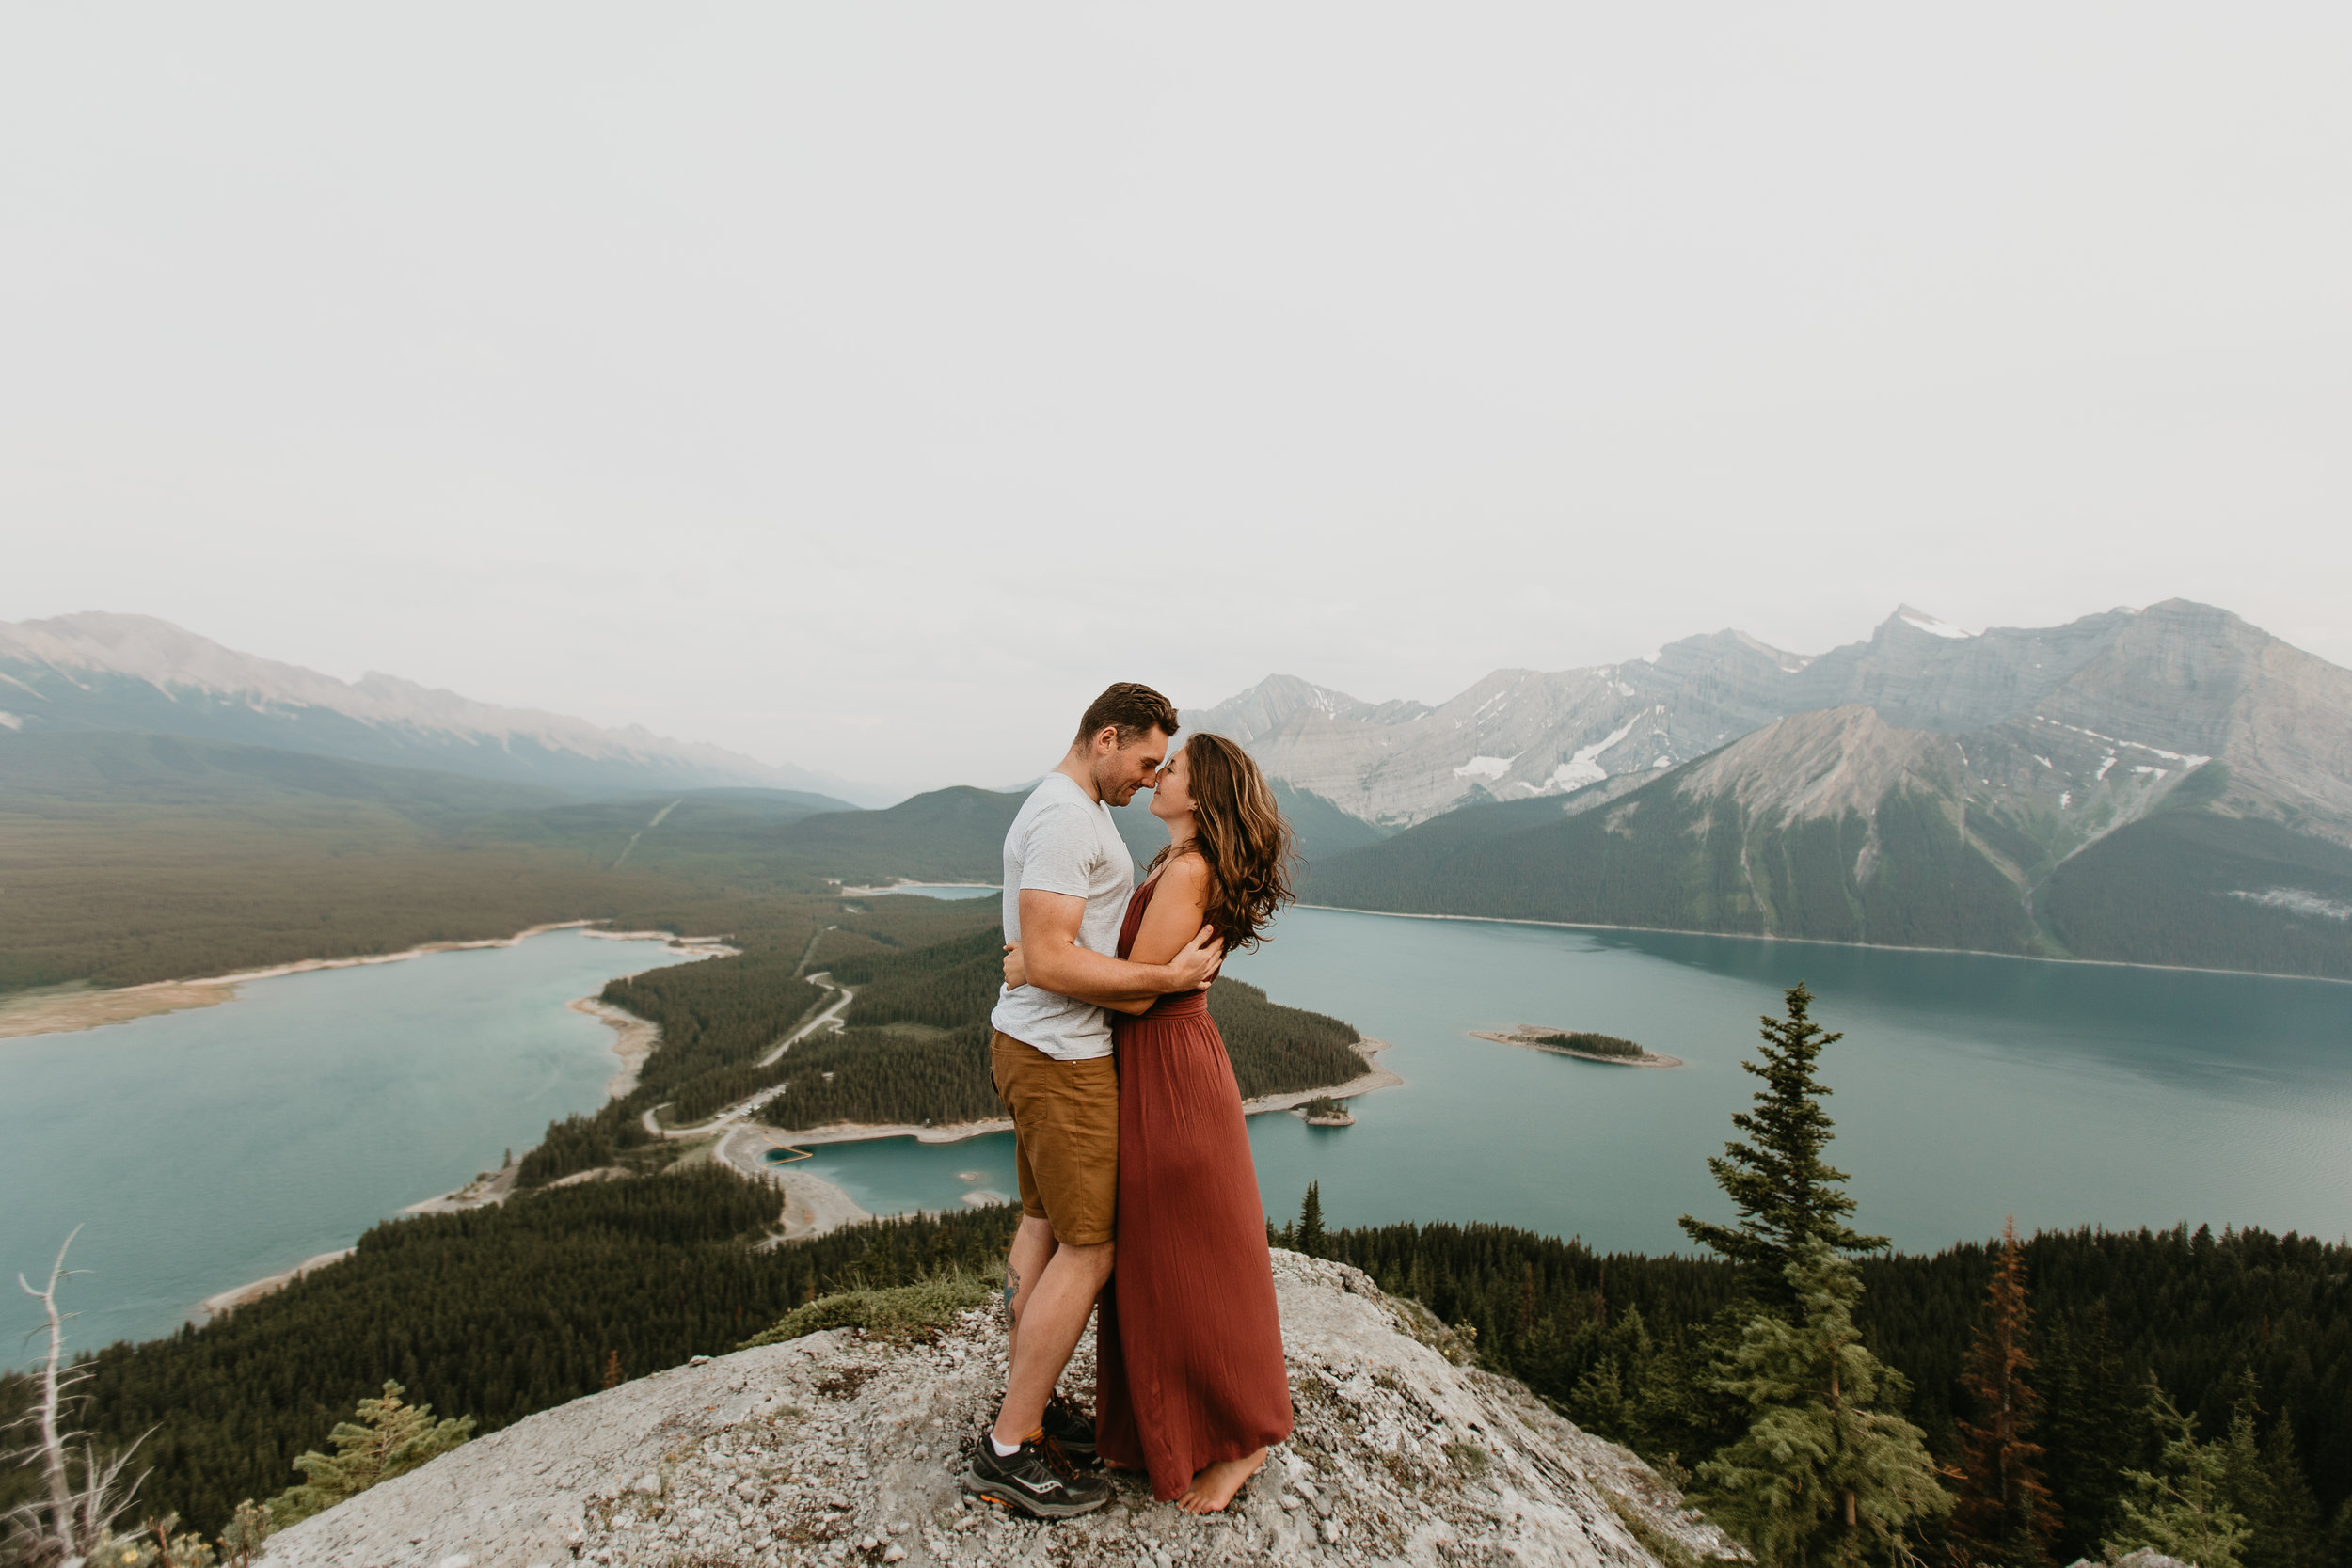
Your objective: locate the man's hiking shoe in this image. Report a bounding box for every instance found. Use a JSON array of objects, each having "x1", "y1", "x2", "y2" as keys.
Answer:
[
  {"x1": 962, "y1": 1431, "x2": 1111, "y2": 1519},
  {"x1": 1041, "y1": 1395, "x2": 1098, "y2": 1465}
]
